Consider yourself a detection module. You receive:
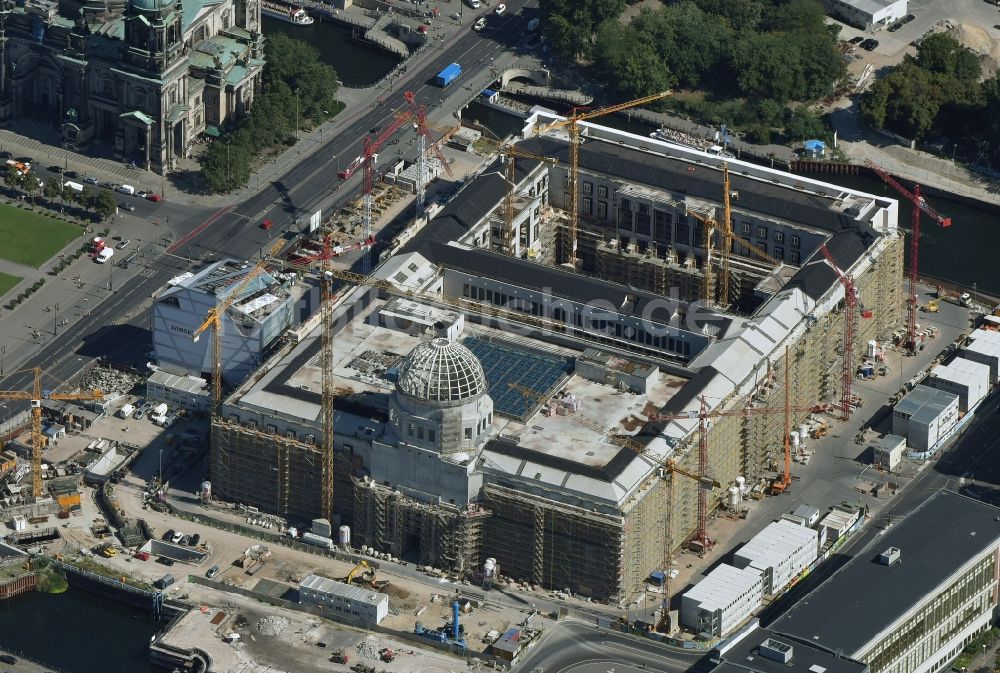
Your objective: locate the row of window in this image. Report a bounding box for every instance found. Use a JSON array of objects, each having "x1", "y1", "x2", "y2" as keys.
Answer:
[
  {"x1": 459, "y1": 283, "x2": 690, "y2": 355},
  {"x1": 738, "y1": 222, "x2": 801, "y2": 247}
]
